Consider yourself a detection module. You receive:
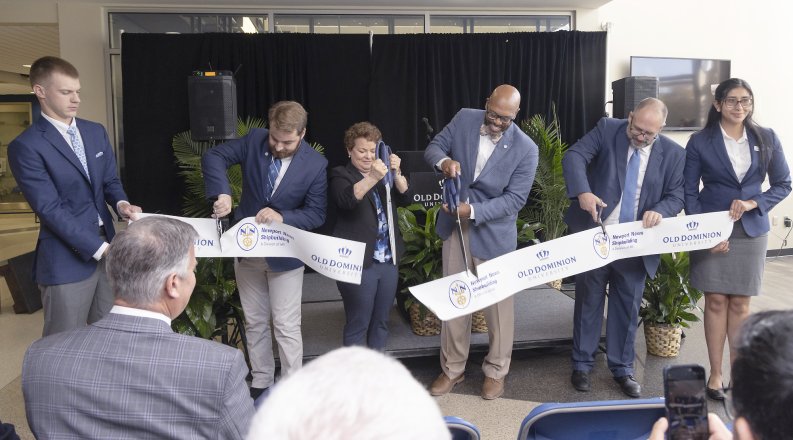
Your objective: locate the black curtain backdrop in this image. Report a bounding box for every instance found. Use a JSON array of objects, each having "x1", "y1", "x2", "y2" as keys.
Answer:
[
  {"x1": 369, "y1": 31, "x2": 607, "y2": 151},
  {"x1": 122, "y1": 33, "x2": 370, "y2": 214},
  {"x1": 121, "y1": 31, "x2": 605, "y2": 215}
]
